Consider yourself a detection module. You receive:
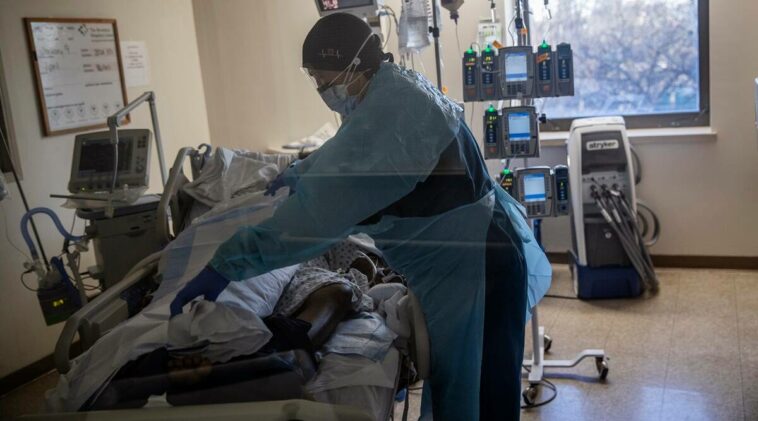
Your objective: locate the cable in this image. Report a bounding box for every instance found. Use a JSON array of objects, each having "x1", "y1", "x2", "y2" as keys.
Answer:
[
  {"x1": 454, "y1": 21, "x2": 462, "y2": 59},
  {"x1": 20, "y1": 270, "x2": 39, "y2": 292},
  {"x1": 0, "y1": 124, "x2": 49, "y2": 267},
  {"x1": 521, "y1": 365, "x2": 559, "y2": 409},
  {"x1": 0, "y1": 202, "x2": 30, "y2": 261},
  {"x1": 507, "y1": 15, "x2": 516, "y2": 45}
]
